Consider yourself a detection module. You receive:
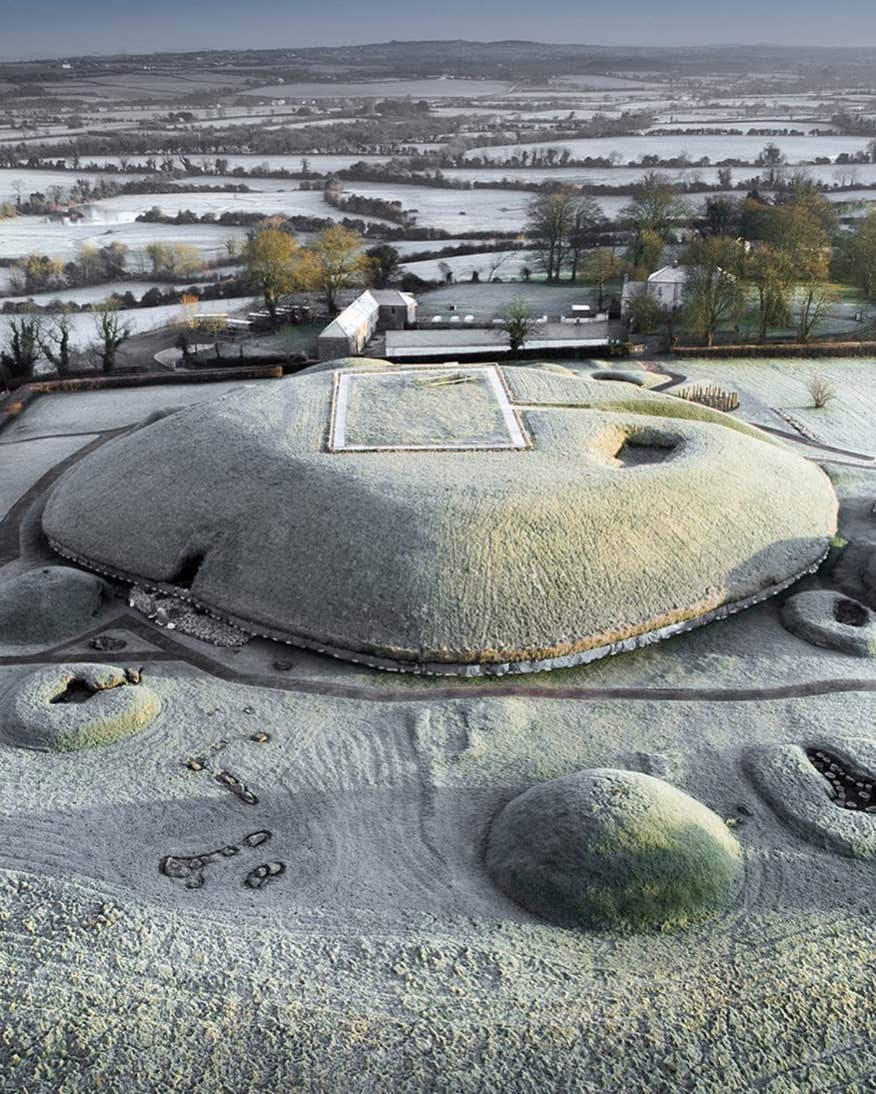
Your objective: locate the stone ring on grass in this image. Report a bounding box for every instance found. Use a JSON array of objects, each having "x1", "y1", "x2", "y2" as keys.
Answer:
[
  {"x1": 781, "y1": 590, "x2": 876, "y2": 657},
  {"x1": 1, "y1": 663, "x2": 161, "y2": 751}
]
